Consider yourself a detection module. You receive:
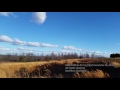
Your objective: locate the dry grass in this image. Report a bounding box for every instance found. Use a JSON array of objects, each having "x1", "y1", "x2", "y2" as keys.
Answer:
[
  {"x1": 0, "y1": 61, "x2": 48, "y2": 78},
  {"x1": 73, "y1": 69, "x2": 109, "y2": 78},
  {"x1": 111, "y1": 62, "x2": 120, "y2": 68},
  {"x1": 0, "y1": 59, "x2": 119, "y2": 78}
]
